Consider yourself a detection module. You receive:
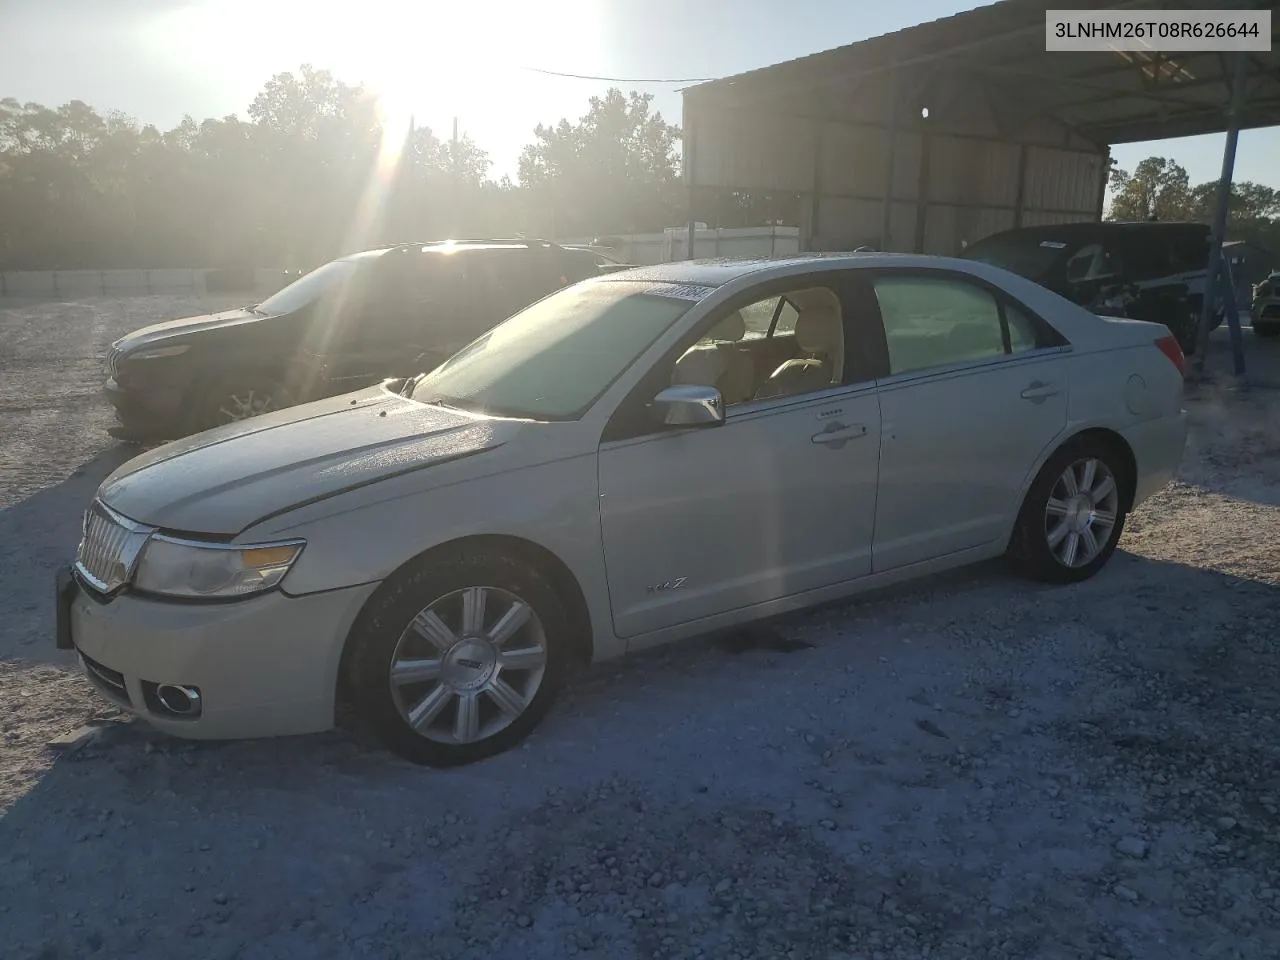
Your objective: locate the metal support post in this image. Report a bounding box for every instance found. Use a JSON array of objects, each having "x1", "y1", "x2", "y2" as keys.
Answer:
[{"x1": 1193, "y1": 52, "x2": 1247, "y2": 375}]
